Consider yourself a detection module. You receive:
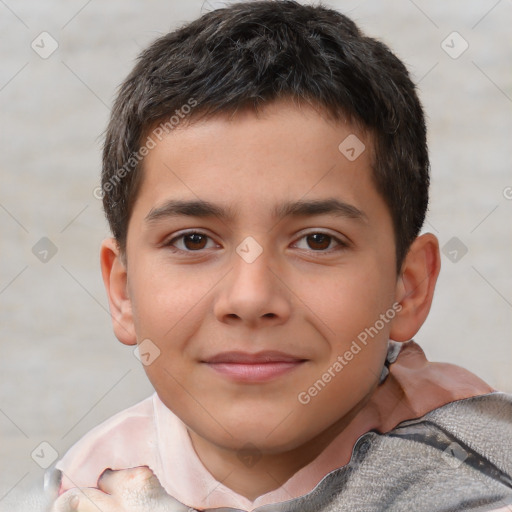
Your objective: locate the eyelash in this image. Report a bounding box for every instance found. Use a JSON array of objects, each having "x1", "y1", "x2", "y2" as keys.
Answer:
[{"x1": 164, "y1": 230, "x2": 349, "y2": 254}]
